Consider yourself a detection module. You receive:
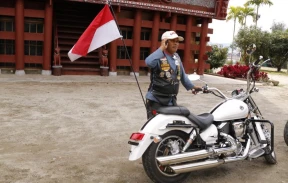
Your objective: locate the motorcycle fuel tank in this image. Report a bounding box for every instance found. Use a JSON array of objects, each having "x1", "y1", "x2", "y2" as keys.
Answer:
[{"x1": 212, "y1": 99, "x2": 249, "y2": 121}]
